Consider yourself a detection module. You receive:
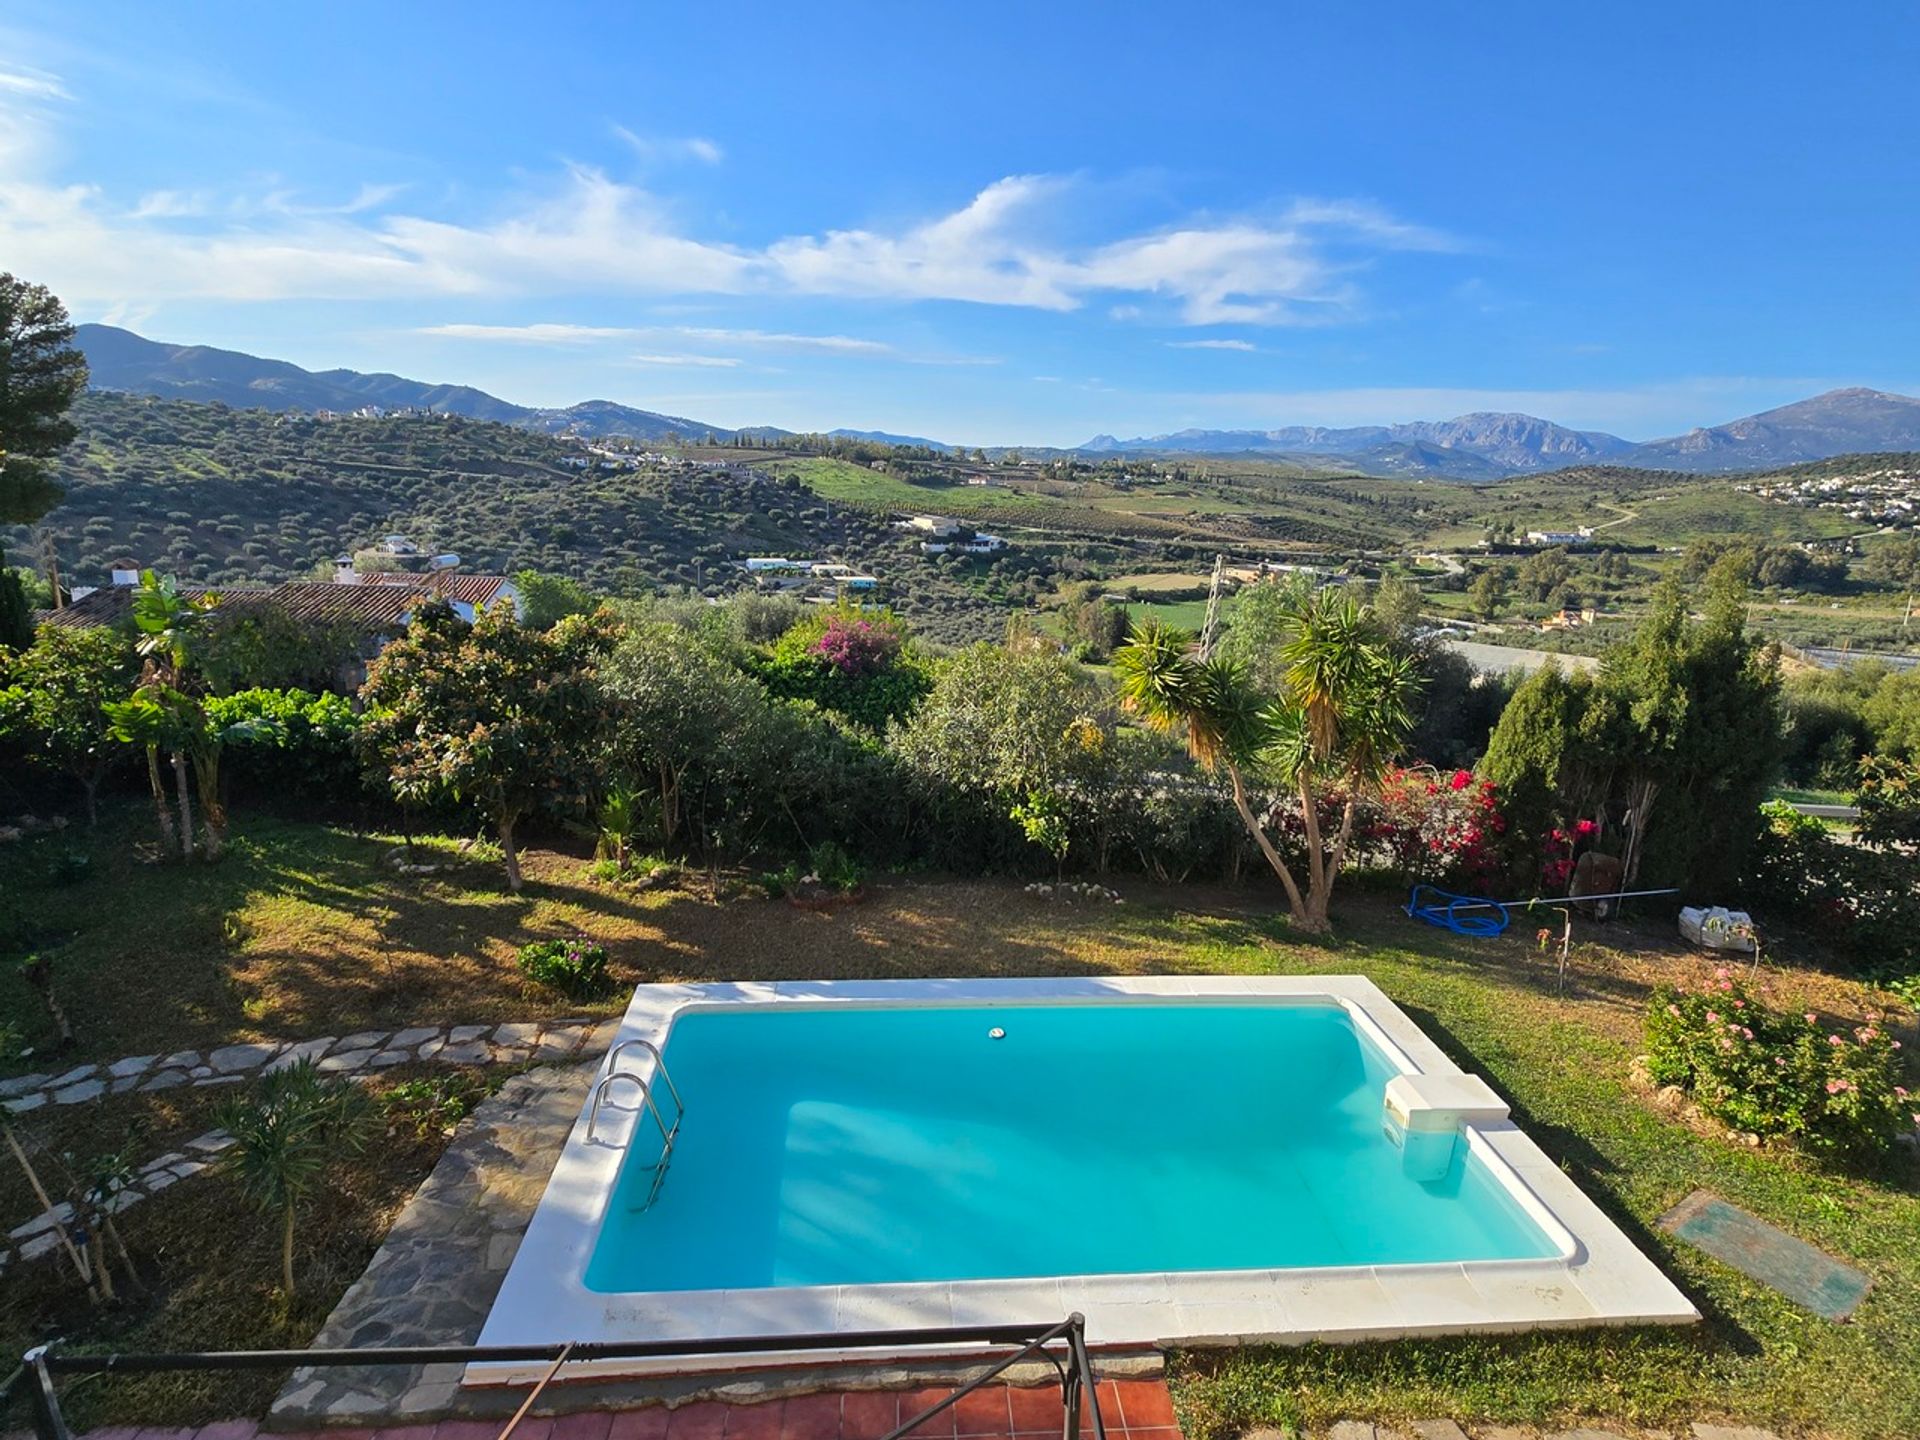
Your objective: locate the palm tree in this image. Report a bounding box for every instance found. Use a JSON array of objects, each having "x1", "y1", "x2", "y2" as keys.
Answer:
[
  {"x1": 121, "y1": 571, "x2": 231, "y2": 858},
  {"x1": 215, "y1": 1060, "x2": 372, "y2": 1297},
  {"x1": 596, "y1": 785, "x2": 642, "y2": 875},
  {"x1": 1115, "y1": 590, "x2": 1419, "y2": 932}
]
